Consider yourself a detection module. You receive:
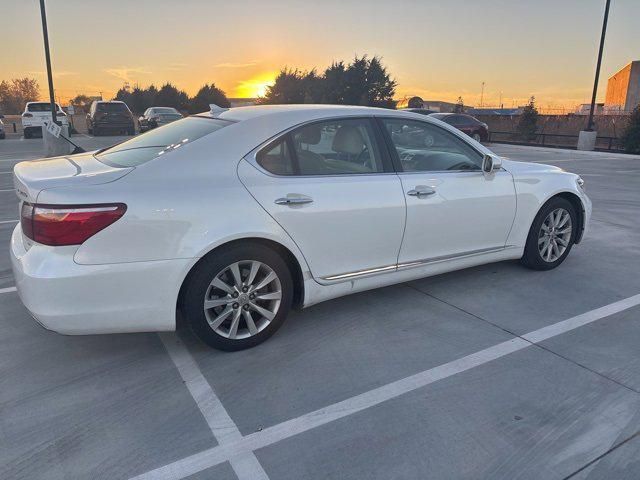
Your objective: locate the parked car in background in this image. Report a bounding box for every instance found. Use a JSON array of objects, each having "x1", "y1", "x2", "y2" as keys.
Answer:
[
  {"x1": 87, "y1": 101, "x2": 135, "y2": 136},
  {"x1": 11, "y1": 105, "x2": 590, "y2": 351},
  {"x1": 0, "y1": 115, "x2": 5, "y2": 139},
  {"x1": 401, "y1": 108, "x2": 436, "y2": 116},
  {"x1": 138, "y1": 107, "x2": 183, "y2": 132},
  {"x1": 429, "y1": 113, "x2": 489, "y2": 142},
  {"x1": 21, "y1": 102, "x2": 69, "y2": 139}
]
